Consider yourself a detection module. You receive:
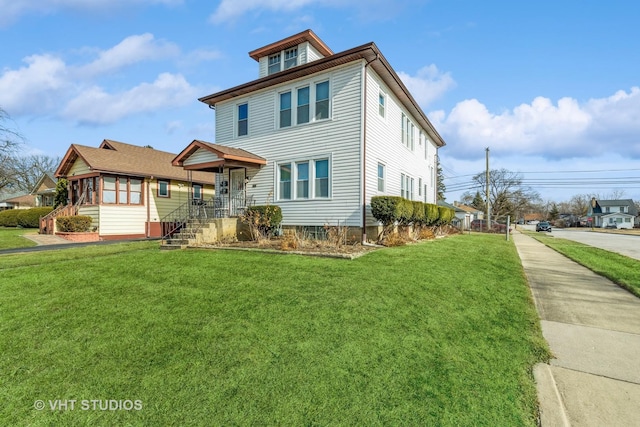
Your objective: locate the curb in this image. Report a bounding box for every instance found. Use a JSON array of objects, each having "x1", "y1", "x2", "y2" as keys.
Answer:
[{"x1": 533, "y1": 363, "x2": 571, "y2": 427}]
